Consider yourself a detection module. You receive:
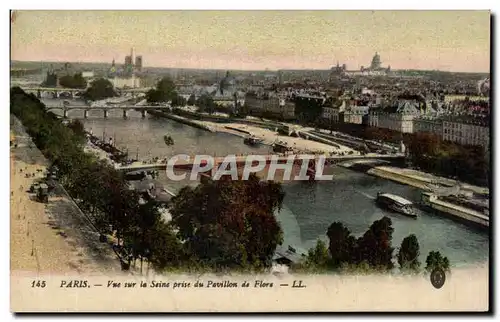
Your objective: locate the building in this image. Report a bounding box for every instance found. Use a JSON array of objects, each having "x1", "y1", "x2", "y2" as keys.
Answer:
[
  {"x1": 125, "y1": 55, "x2": 132, "y2": 67},
  {"x1": 442, "y1": 116, "x2": 490, "y2": 147},
  {"x1": 343, "y1": 105, "x2": 370, "y2": 124},
  {"x1": 332, "y1": 52, "x2": 392, "y2": 77},
  {"x1": 135, "y1": 56, "x2": 143, "y2": 71},
  {"x1": 111, "y1": 75, "x2": 141, "y2": 88},
  {"x1": 369, "y1": 100, "x2": 421, "y2": 133},
  {"x1": 413, "y1": 116, "x2": 444, "y2": 137},
  {"x1": 245, "y1": 93, "x2": 295, "y2": 120}
]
